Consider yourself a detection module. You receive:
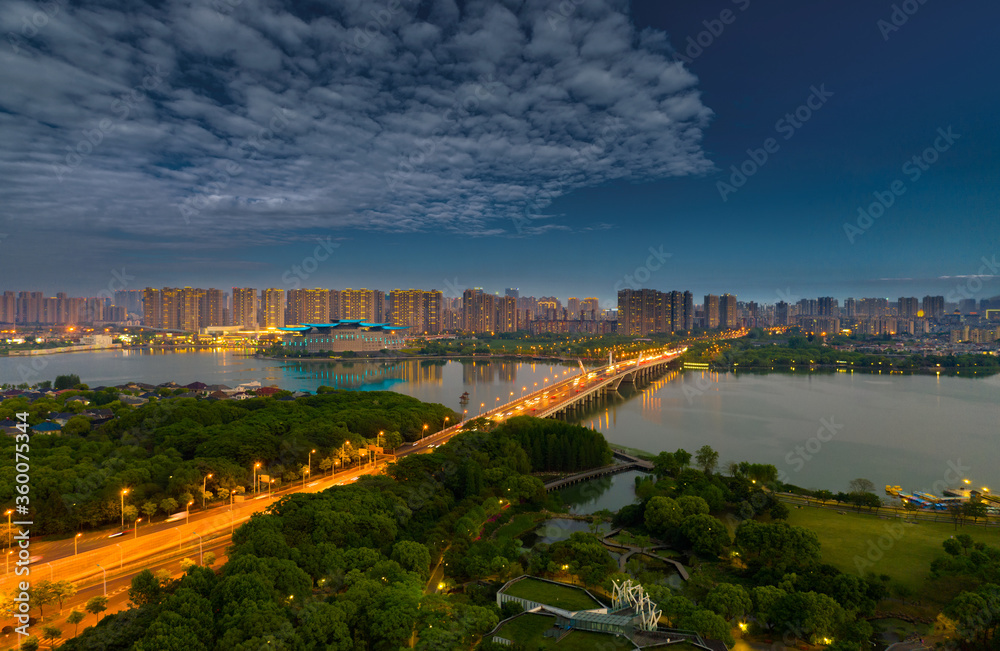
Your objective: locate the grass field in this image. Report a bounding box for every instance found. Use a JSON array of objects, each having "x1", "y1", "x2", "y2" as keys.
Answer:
[
  {"x1": 786, "y1": 505, "x2": 1000, "y2": 597},
  {"x1": 494, "y1": 614, "x2": 633, "y2": 650},
  {"x1": 502, "y1": 578, "x2": 601, "y2": 611}
]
